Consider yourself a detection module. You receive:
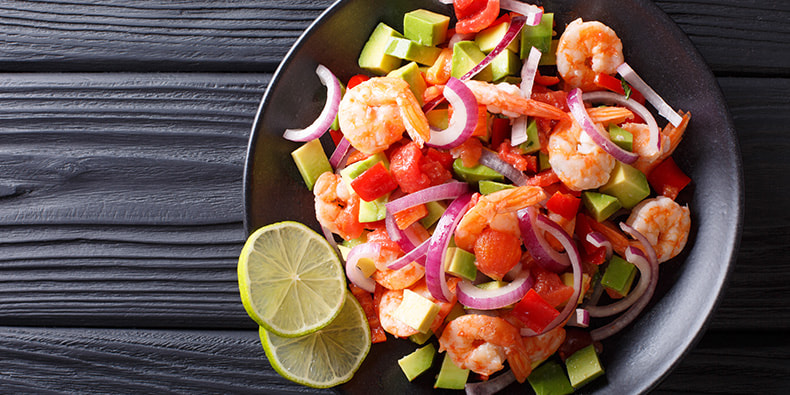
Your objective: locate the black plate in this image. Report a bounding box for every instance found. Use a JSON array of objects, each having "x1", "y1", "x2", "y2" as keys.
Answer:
[{"x1": 243, "y1": 0, "x2": 743, "y2": 393}]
